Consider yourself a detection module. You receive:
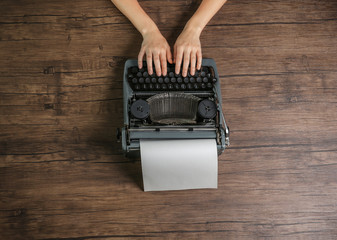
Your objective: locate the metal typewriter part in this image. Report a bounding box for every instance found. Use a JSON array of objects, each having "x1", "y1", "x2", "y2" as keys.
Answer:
[{"x1": 119, "y1": 58, "x2": 230, "y2": 158}]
